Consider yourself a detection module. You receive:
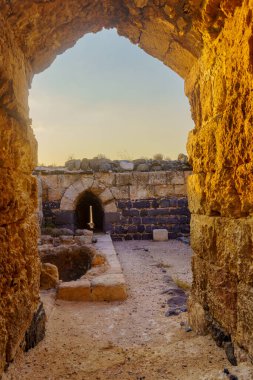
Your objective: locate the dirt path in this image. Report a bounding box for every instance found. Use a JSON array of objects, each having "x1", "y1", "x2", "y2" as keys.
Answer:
[{"x1": 4, "y1": 240, "x2": 251, "y2": 380}]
